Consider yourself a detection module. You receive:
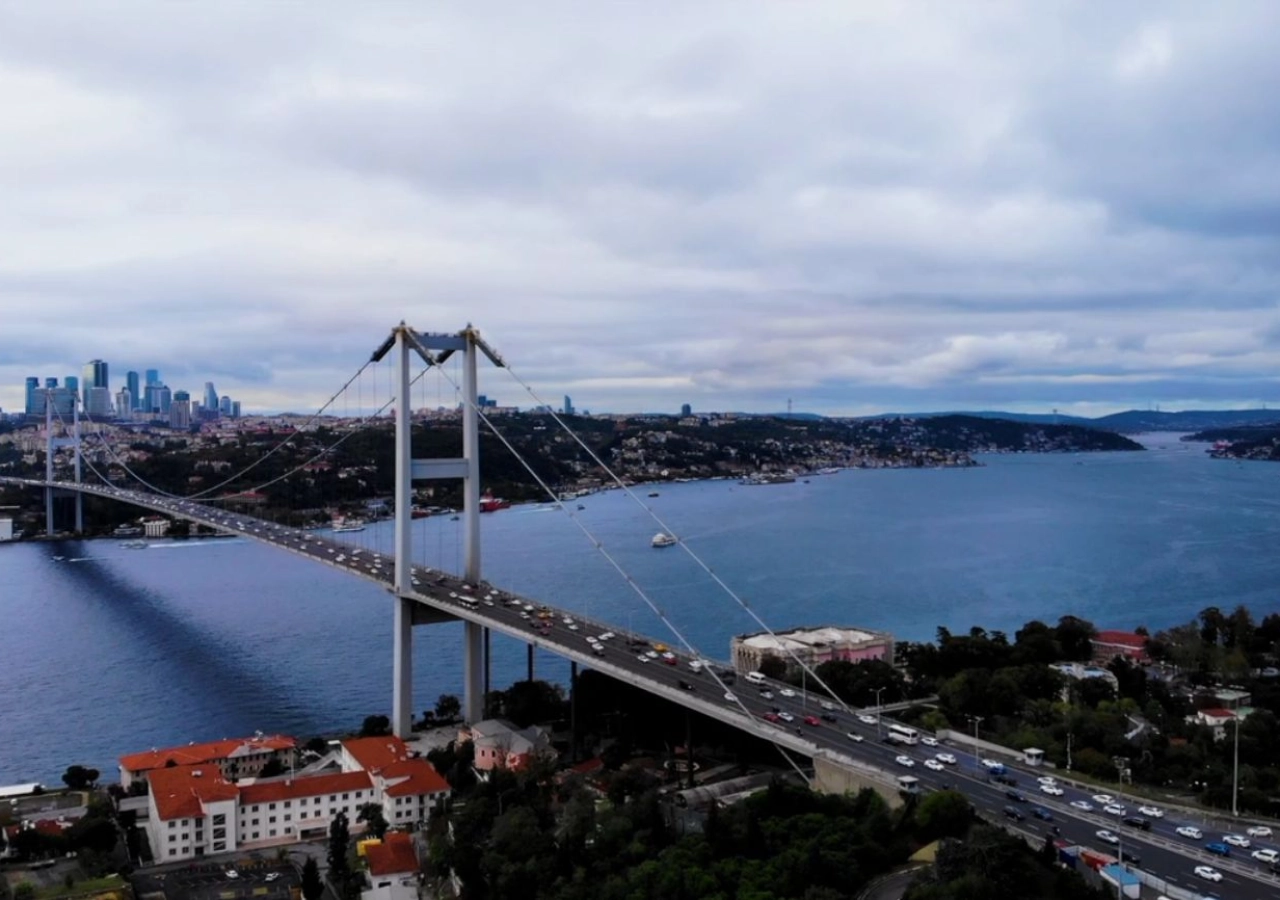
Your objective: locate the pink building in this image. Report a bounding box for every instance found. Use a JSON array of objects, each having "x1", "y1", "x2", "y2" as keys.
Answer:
[{"x1": 731, "y1": 626, "x2": 894, "y2": 675}]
